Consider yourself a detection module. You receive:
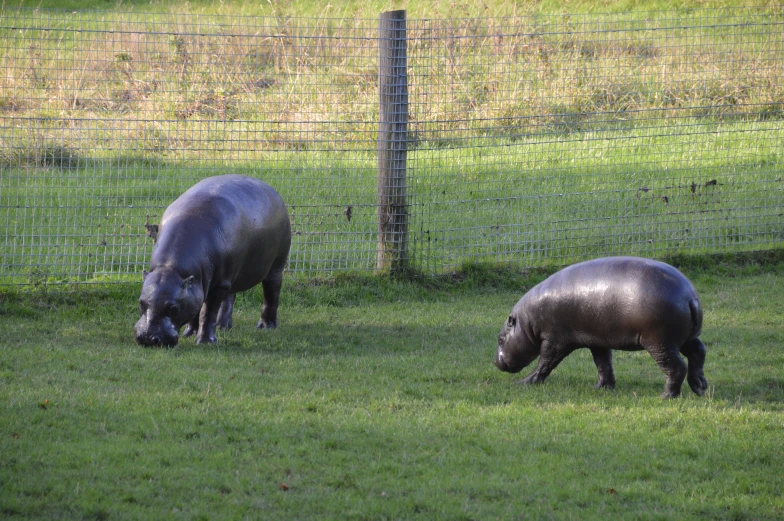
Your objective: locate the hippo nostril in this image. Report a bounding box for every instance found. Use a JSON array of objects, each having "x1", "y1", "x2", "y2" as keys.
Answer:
[{"x1": 150, "y1": 335, "x2": 161, "y2": 345}]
